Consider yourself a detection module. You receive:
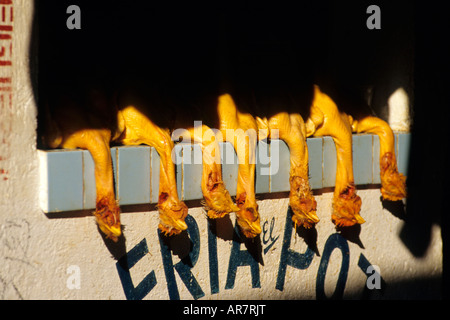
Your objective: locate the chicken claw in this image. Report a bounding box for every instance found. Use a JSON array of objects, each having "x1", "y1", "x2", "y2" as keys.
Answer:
[
  {"x1": 45, "y1": 100, "x2": 123, "y2": 241},
  {"x1": 331, "y1": 183, "x2": 364, "y2": 227},
  {"x1": 186, "y1": 125, "x2": 240, "y2": 219},
  {"x1": 262, "y1": 112, "x2": 319, "y2": 229},
  {"x1": 218, "y1": 94, "x2": 262, "y2": 238},
  {"x1": 306, "y1": 85, "x2": 364, "y2": 227},
  {"x1": 235, "y1": 193, "x2": 262, "y2": 238},
  {"x1": 94, "y1": 197, "x2": 121, "y2": 242},
  {"x1": 380, "y1": 152, "x2": 407, "y2": 201},
  {"x1": 157, "y1": 192, "x2": 188, "y2": 236},
  {"x1": 118, "y1": 106, "x2": 190, "y2": 236},
  {"x1": 203, "y1": 172, "x2": 240, "y2": 219},
  {"x1": 289, "y1": 176, "x2": 320, "y2": 229}
]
